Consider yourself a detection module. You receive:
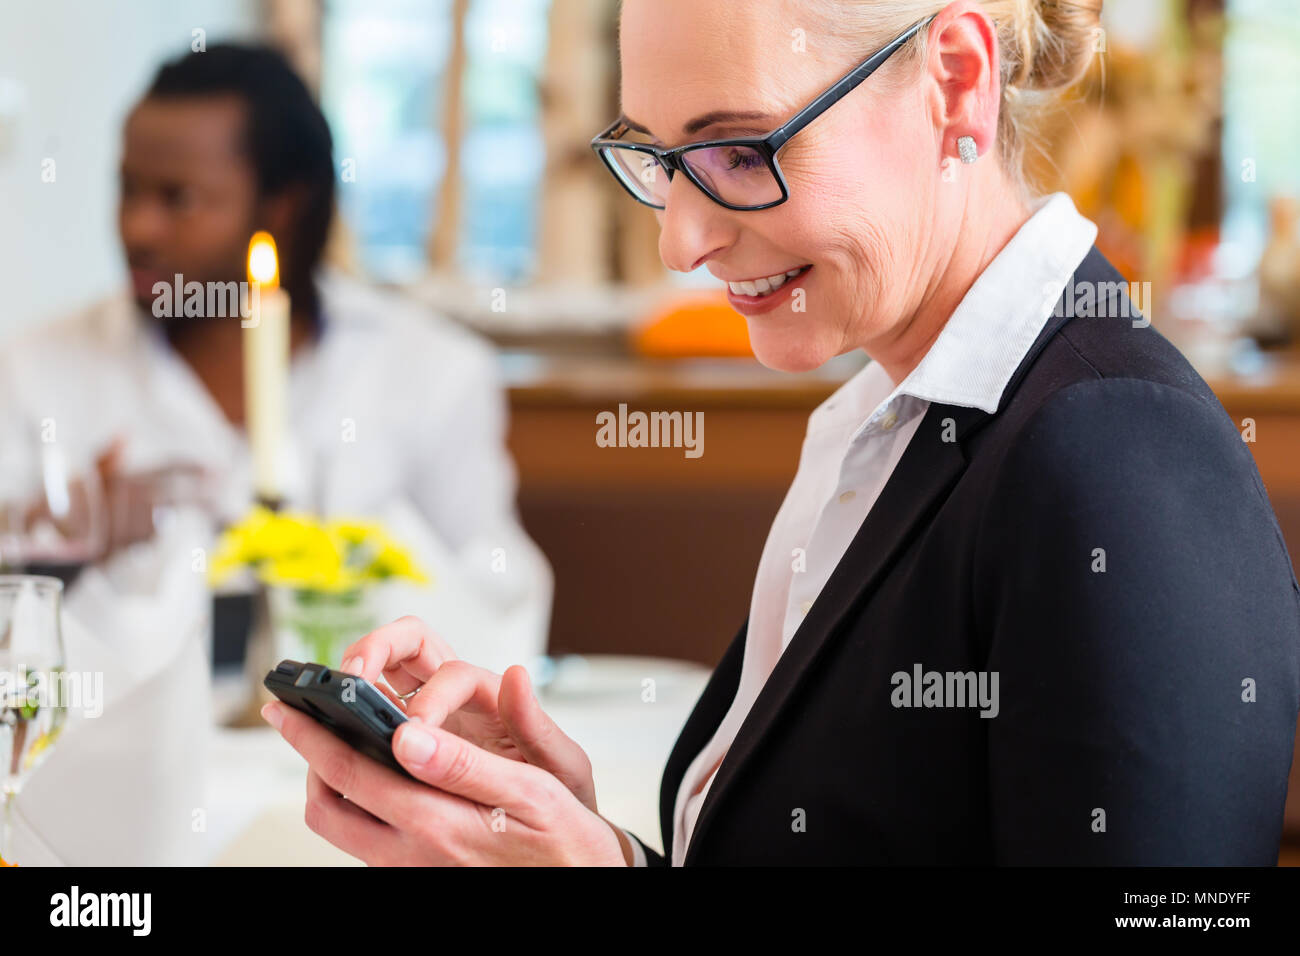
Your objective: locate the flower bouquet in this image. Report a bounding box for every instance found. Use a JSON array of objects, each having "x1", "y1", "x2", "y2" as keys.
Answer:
[{"x1": 209, "y1": 507, "x2": 429, "y2": 673}]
